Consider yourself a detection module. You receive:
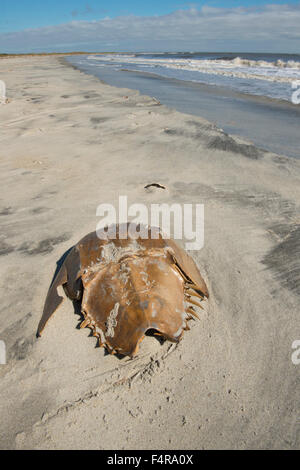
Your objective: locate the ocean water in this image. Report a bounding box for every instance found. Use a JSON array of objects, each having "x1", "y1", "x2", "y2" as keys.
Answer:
[
  {"x1": 83, "y1": 52, "x2": 300, "y2": 102},
  {"x1": 67, "y1": 53, "x2": 300, "y2": 158}
]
